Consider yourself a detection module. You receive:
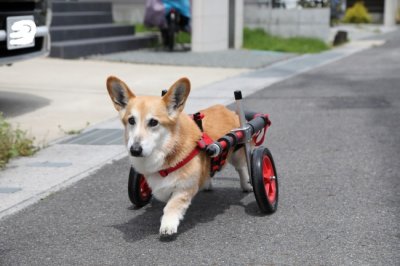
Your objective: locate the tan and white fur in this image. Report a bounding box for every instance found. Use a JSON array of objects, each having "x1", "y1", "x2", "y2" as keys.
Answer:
[{"x1": 106, "y1": 76, "x2": 252, "y2": 237}]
